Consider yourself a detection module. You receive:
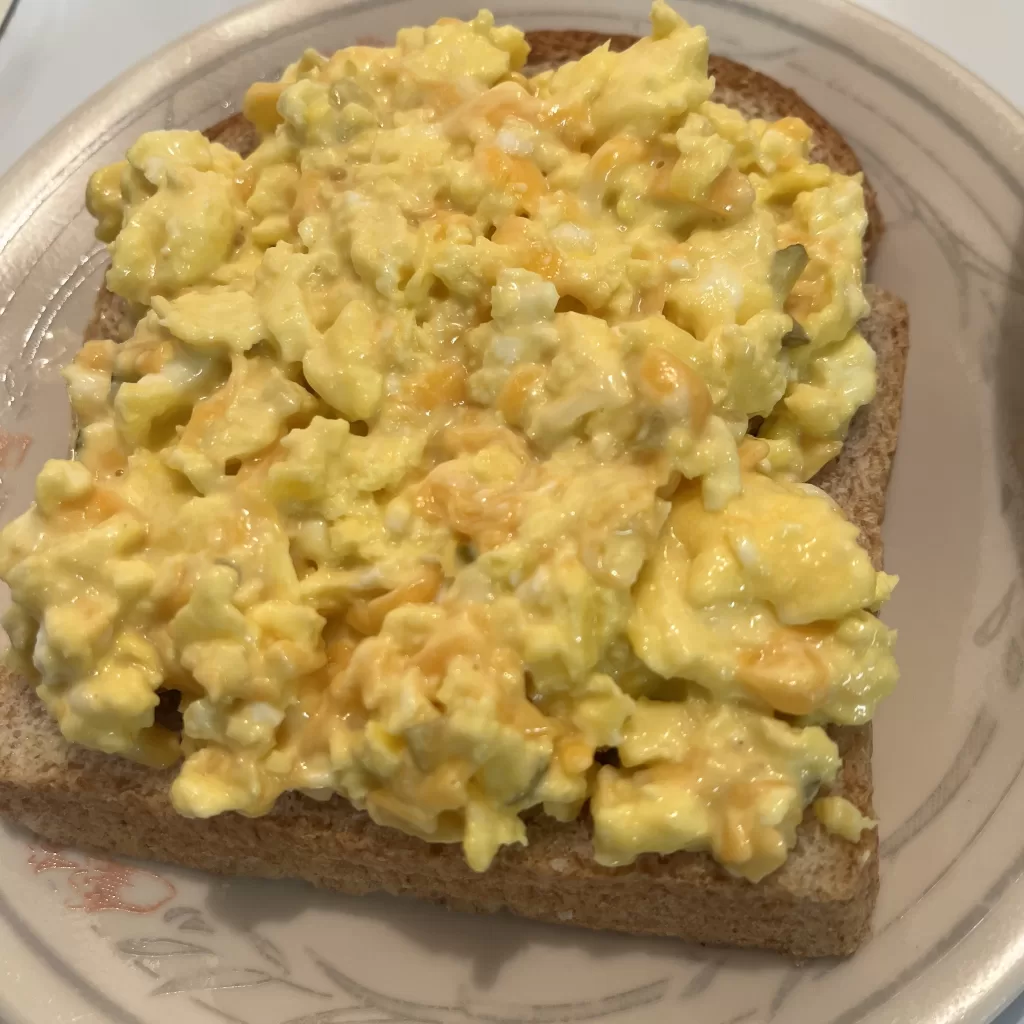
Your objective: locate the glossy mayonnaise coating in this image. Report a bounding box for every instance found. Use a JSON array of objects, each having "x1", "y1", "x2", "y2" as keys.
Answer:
[{"x1": 0, "y1": 2, "x2": 895, "y2": 879}]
